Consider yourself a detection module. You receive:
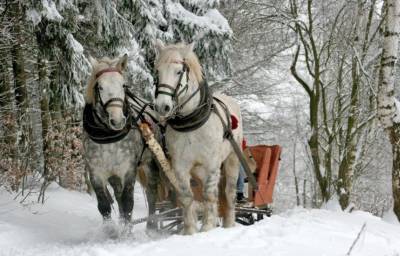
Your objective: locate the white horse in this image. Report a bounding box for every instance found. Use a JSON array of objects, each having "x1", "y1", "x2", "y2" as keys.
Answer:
[{"x1": 153, "y1": 40, "x2": 242, "y2": 234}]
